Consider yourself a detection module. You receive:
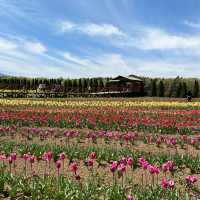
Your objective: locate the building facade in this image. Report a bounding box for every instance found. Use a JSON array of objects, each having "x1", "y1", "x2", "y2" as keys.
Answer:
[{"x1": 108, "y1": 75, "x2": 144, "y2": 96}]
